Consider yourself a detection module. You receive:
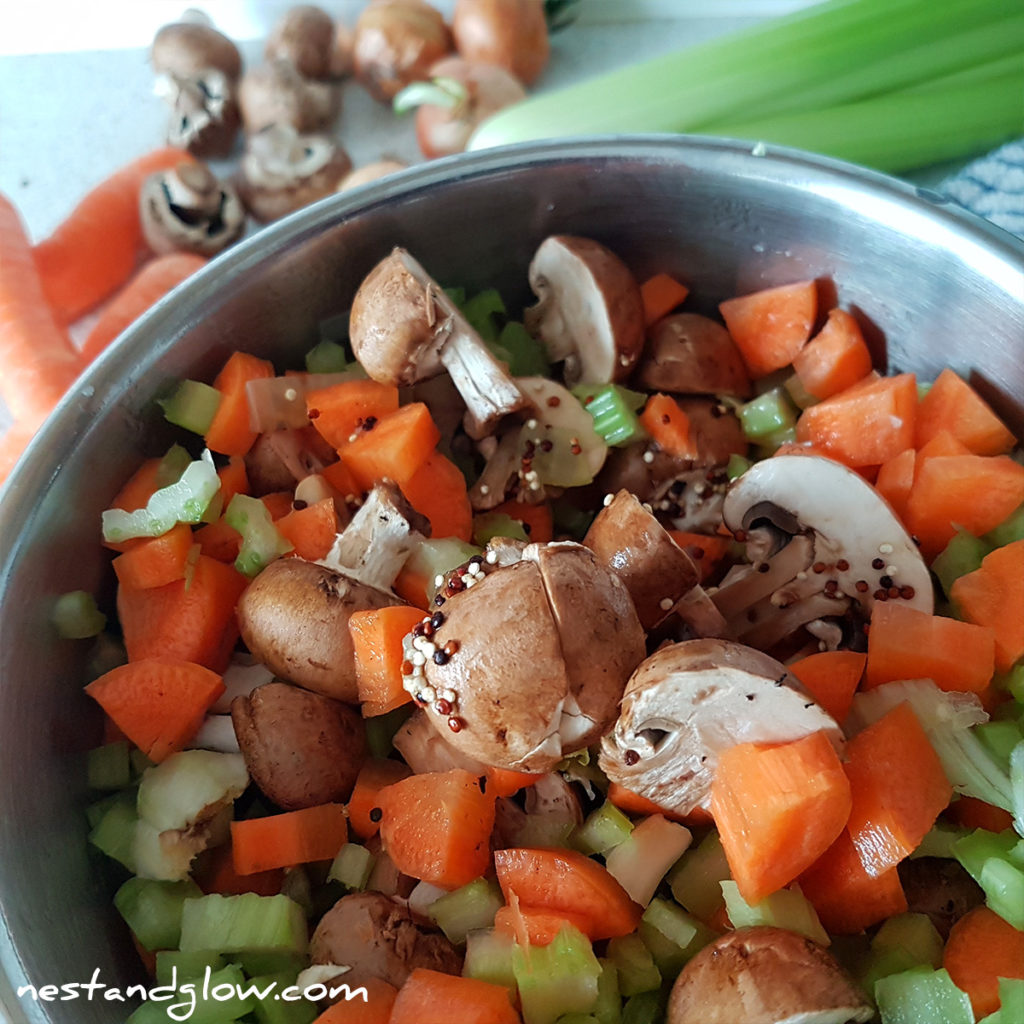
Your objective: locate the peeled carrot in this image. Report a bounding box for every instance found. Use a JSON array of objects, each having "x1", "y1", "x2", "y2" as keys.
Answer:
[
  {"x1": 492, "y1": 500, "x2": 554, "y2": 544},
  {"x1": 844, "y1": 702, "x2": 951, "y2": 876},
  {"x1": 84, "y1": 657, "x2": 225, "y2": 763},
  {"x1": 401, "y1": 451, "x2": 474, "y2": 542},
  {"x1": 79, "y1": 253, "x2": 207, "y2": 363},
  {"x1": 231, "y1": 803, "x2": 349, "y2": 875},
  {"x1": 392, "y1": 563, "x2": 432, "y2": 611},
  {"x1": 348, "y1": 604, "x2": 425, "y2": 716},
  {"x1": 946, "y1": 796, "x2": 1015, "y2": 835},
  {"x1": 389, "y1": 969, "x2": 520, "y2": 1024},
  {"x1": 874, "y1": 448, "x2": 916, "y2": 525},
  {"x1": 339, "y1": 402, "x2": 441, "y2": 490},
  {"x1": 606, "y1": 781, "x2": 705, "y2": 826},
  {"x1": 276, "y1": 497, "x2": 338, "y2": 562},
  {"x1": 669, "y1": 530, "x2": 734, "y2": 583},
  {"x1": 916, "y1": 368, "x2": 1016, "y2": 456},
  {"x1": 949, "y1": 539, "x2": 1024, "y2": 673},
  {"x1": 0, "y1": 193, "x2": 83, "y2": 428},
  {"x1": 260, "y1": 490, "x2": 295, "y2": 522},
  {"x1": 111, "y1": 522, "x2": 195, "y2": 590},
  {"x1": 788, "y1": 651, "x2": 865, "y2": 723},
  {"x1": 193, "y1": 517, "x2": 242, "y2": 563},
  {"x1": 640, "y1": 393, "x2": 696, "y2": 459},
  {"x1": 943, "y1": 906, "x2": 1024, "y2": 1019},
  {"x1": 204, "y1": 351, "x2": 276, "y2": 457},
  {"x1": 193, "y1": 842, "x2": 285, "y2": 898},
  {"x1": 306, "y1": 379, "x2": 400, "y2": 452},
  {"x1": 217, "y1": 457, "x2": 250, "y2": 506},
  {"x1": 485, "y1": 766, "x2": 542, "y2": 798},
  {"x1": 792, "y1": 308, "x2": 873, "y2": 400},
  {"x1": 864, "y1": 601, "x2": 996, "y2": 693},
  {"x1": 32, "y1": 147, "x2": 191, "y2": 324},
  {"x1": 347, "y1": 757, "x2": 413, "y2": 840},
  {"x1": 321, "y1": 458, "x2": 361, "y2": 499},
  {"x1": 709, "y1": 730, "x2": 852, "y2": 904},
  {"x1": 719, "y1": 279, "x2": 817, "y2": 379},
  {"x1": 916, "y1": 428, "x2": 971, "y2": 460},
  {"x1": 639, "y1": 271, "x2": 690, "y2": 327},
  {"x1": 312, "y1": 976, "x2": 398, "y2": 1024},
  {"x1": 493, "y1": 903, "x2": 593, "y2": 947}
]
